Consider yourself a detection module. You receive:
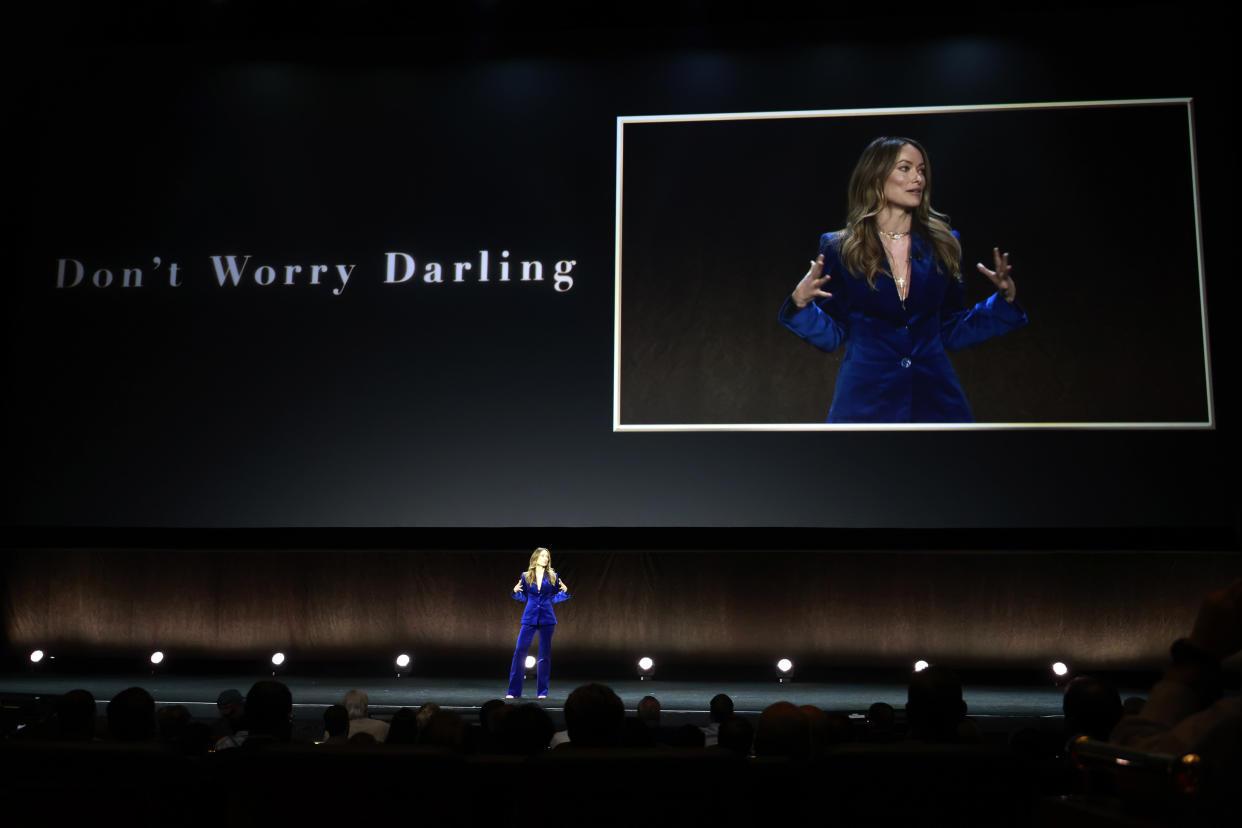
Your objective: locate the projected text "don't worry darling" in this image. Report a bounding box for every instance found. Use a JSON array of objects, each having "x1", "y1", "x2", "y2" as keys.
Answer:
[{"x1": 55, "y1": 249, "x2": 578, "y2": 296}]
